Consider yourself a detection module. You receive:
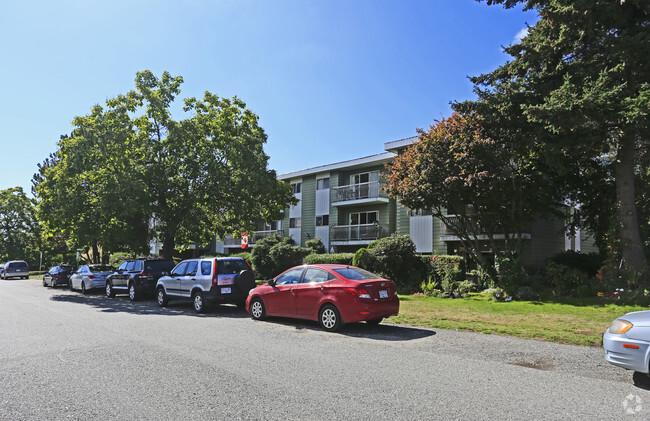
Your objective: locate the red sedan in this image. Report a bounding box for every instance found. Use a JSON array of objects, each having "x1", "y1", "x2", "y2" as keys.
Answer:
[{"x1": 246, "y1": 264, "x2": 399, "y2": 332}]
